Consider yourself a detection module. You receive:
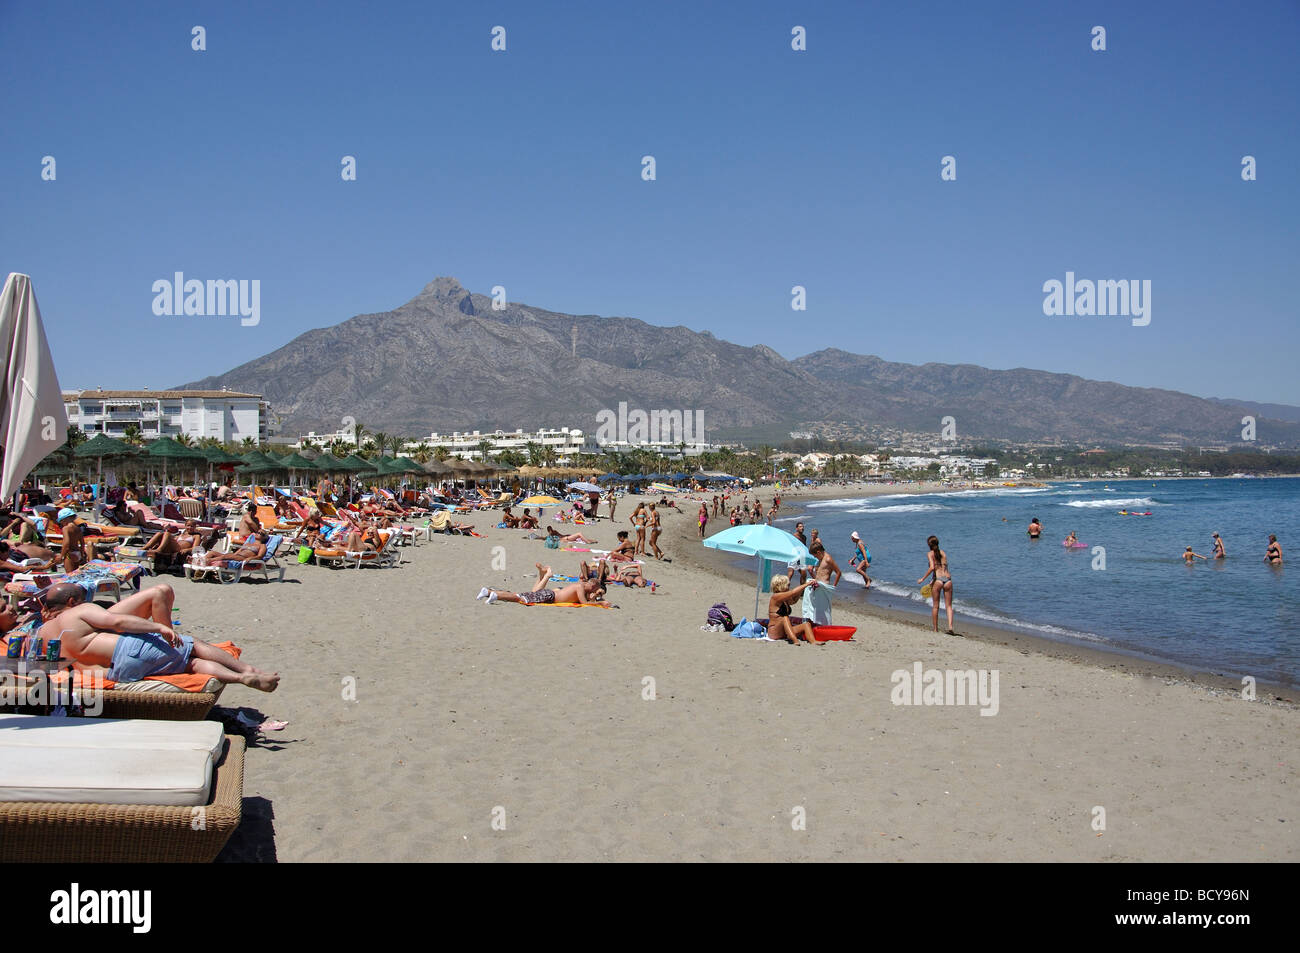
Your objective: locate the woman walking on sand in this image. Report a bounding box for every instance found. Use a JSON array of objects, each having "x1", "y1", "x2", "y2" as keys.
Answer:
[{"x1": 919, "y1": 534, "x2": 956, "y2": 635}]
